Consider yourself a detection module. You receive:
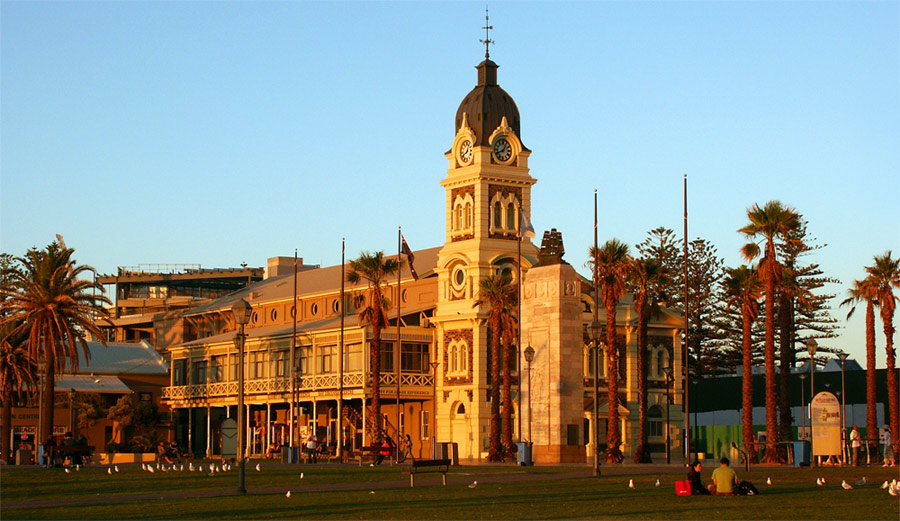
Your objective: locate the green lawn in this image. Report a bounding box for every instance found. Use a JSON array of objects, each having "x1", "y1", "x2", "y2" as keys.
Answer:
[{"x1": 1, "y1": 462, "x2": 897, "y2": 520}]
